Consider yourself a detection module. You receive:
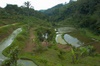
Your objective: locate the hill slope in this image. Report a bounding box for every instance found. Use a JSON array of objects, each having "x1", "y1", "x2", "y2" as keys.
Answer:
[
  {"x1": 43, "y1": 0, "x2": 100, "y2": 34},
  {"x1": 0, "y1": 4, "x2": 47, "y2": 26}
]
